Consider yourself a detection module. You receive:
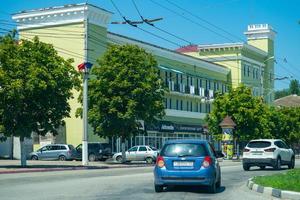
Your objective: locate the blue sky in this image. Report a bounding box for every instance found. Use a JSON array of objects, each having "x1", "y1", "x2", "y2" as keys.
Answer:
[{"x1": 1, "y1": 0, "x2": 299, "y2": 90}]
